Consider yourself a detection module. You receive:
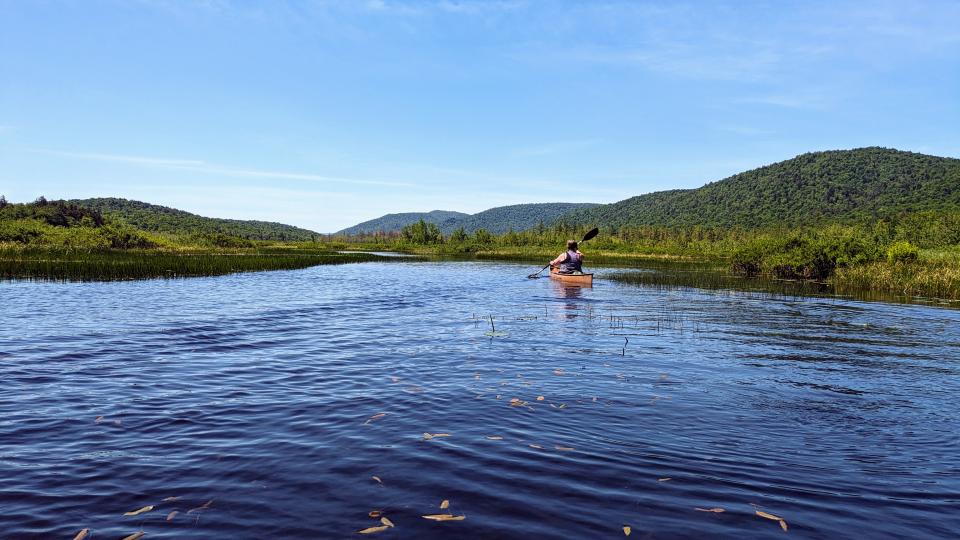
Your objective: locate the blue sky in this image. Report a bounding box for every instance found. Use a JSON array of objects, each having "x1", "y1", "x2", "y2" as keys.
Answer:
[{"x1": 1, "y1": 0, "x2": 958, "y2": 232}]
